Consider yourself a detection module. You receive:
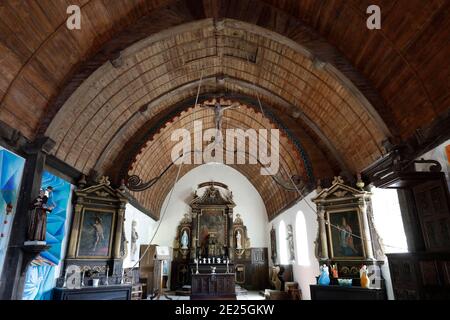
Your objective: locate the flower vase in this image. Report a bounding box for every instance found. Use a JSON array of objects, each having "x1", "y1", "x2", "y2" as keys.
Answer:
[
  {"x1": 360, "y1": 265, "x2": 370, "y2": 288},
  {"x1": 318, "y1": 265, "x2": 330, "y2": 286}
]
